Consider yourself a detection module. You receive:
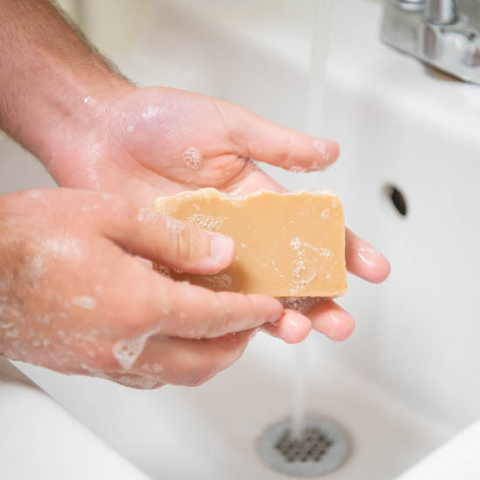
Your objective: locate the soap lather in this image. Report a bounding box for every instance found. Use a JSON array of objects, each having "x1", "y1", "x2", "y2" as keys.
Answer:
[{"x1": 154, "y1": 188, "x2": 347, "y2": 298}]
